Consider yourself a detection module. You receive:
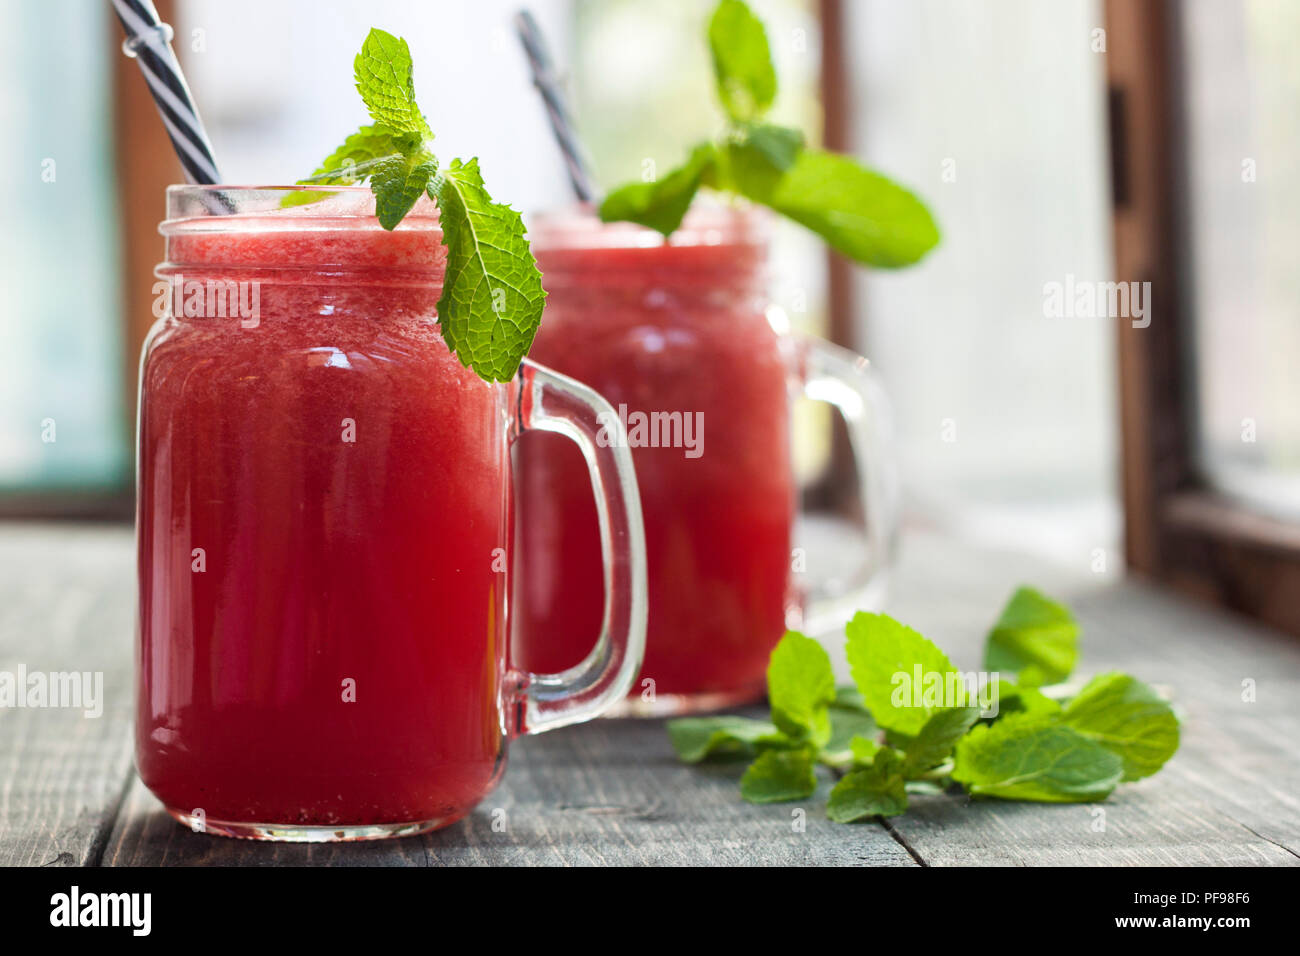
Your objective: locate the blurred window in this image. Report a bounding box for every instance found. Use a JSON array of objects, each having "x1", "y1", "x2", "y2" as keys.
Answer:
[
  {"x1": 1106, "y1": 0, "x2": 1300, "y2": 638},
  {"x1": 0, "y1": 0, "x2": 127, "y2": 498},
  {"x1": 1183, "y1": 0, "x2": 1300, "y2": 520},
  {"x1": 844, "y1": 0, "x2": 1118, "y2": 563}
]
